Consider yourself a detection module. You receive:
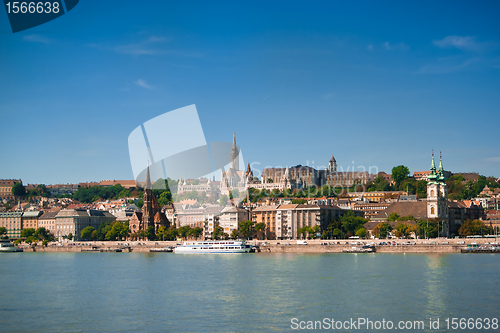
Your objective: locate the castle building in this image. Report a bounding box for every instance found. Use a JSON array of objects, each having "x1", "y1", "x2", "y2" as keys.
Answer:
[
  {"x1": 177, "y1": 177, "x2": 221, "y2": 196},
  {"x1": 261, "y1": 155, "x2": 370, "y2": 189},
  {"x1": 247, "y1": 165, "x2": 303, "y2": 192}
]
